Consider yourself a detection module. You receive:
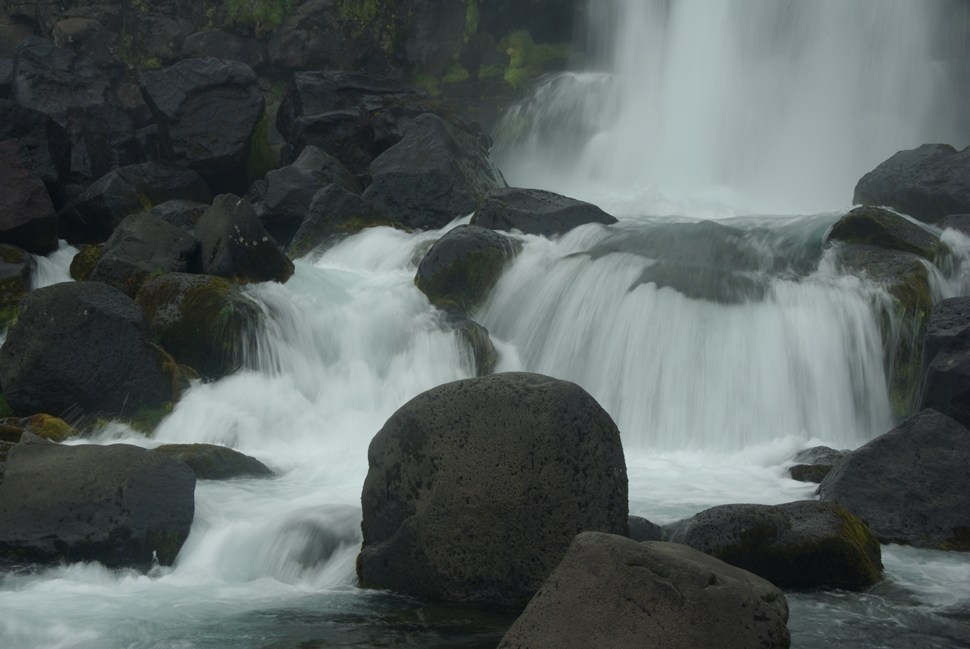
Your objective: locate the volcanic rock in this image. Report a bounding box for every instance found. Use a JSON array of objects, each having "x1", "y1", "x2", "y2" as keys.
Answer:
[{"x1": 472, "y1": 188, "x2": 617, "y2": 237}]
